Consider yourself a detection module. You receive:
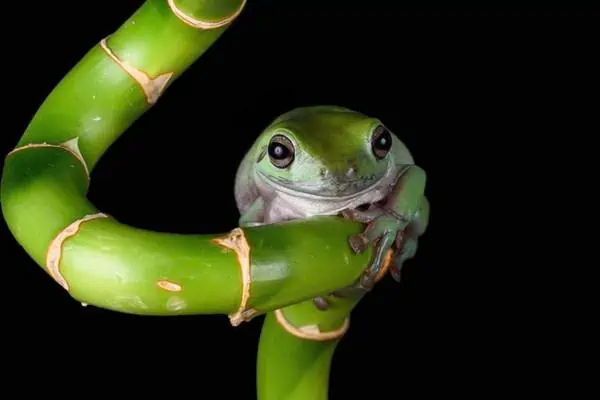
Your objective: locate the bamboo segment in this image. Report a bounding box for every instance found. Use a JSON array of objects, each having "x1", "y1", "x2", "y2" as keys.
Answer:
[{"x1": 1, "y1": 144, "x2": 372, "y2": 320}]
